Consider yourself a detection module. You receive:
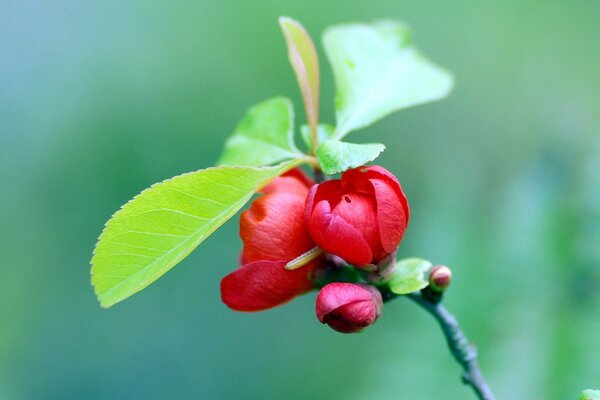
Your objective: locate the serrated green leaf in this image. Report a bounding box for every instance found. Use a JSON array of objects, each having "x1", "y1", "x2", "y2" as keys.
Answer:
[
  {"x1": 300, "y1": 123, "x2": 334, "y2": 151},
  {"x1": 91, "y1": 160, "x2": 304, "y2": 308},
  {"x1": 581, "y1": 390, "x2": 600, "y2": 400},
  {"x1": 388, "y1": 258, "x2": 433, "y2": 295},
  {"x1": 218, "y1": 97, "x2": 303, "y2": 166},
  {"x1": 316, "y1": 140, "x2": 385, "y2": 175},
  {"x1": 279, "y1": 17, "x2": 320, "y2": 141},
  {"x1": 323, "y1": 20, "x2": 454, "y2": 139}
]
